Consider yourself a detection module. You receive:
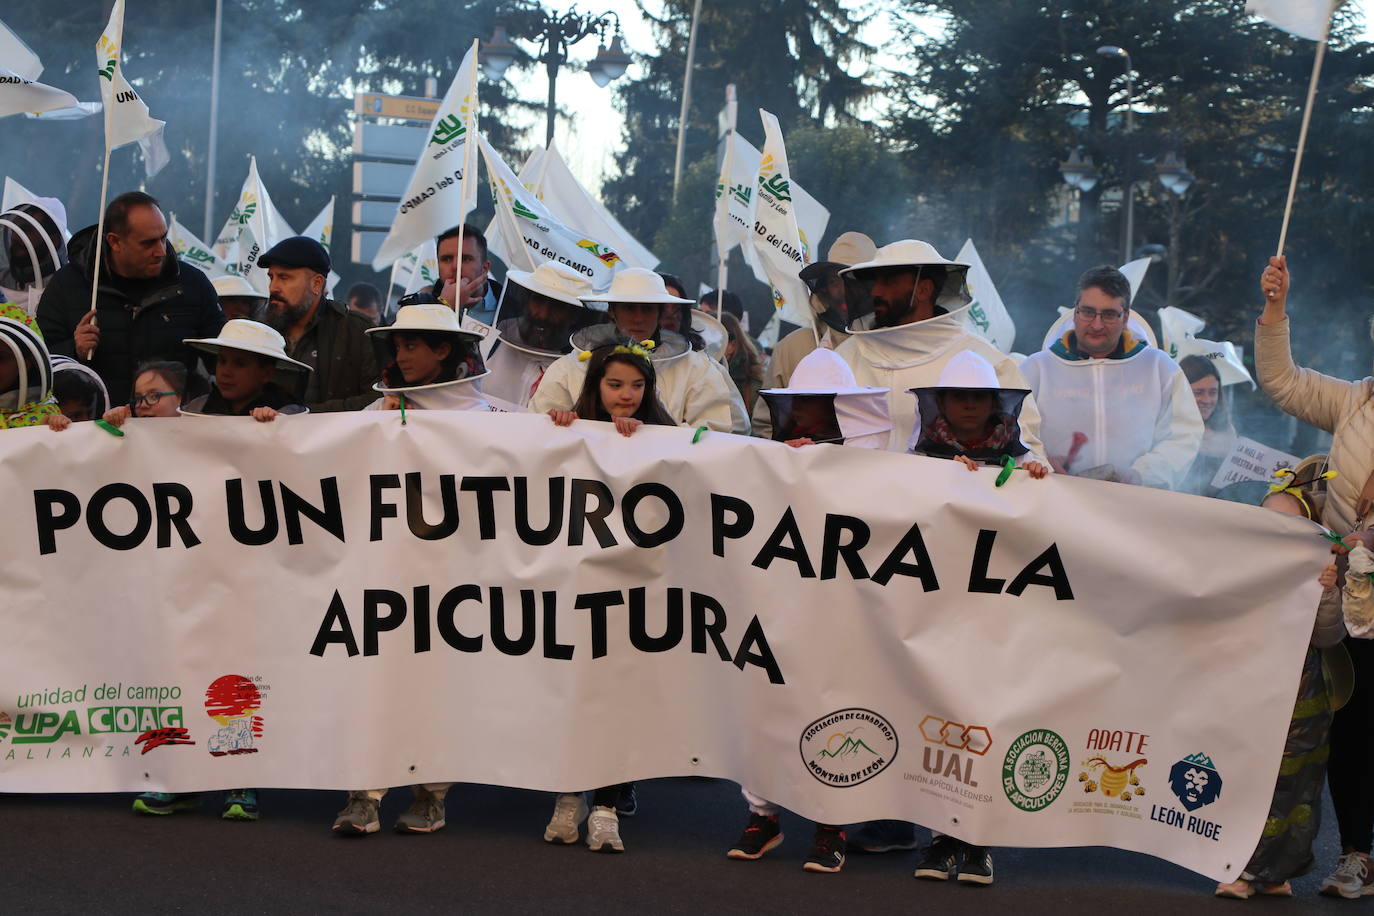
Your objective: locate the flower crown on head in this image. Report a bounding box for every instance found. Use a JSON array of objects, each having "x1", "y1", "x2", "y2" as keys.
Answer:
[{"x1": 578, "y1": 339, "x2": 656, "y2": 362}]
